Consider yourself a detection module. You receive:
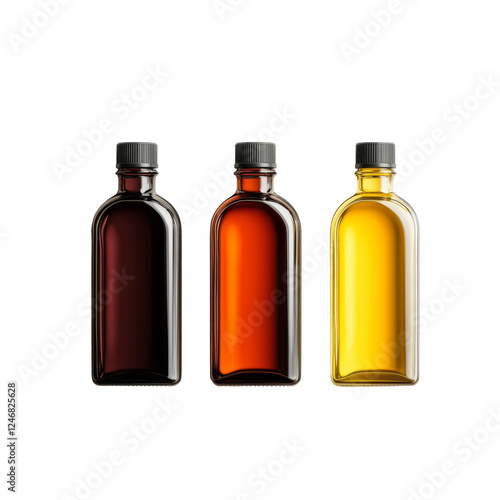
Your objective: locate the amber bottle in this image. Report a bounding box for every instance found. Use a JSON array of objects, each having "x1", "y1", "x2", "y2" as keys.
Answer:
[
  {"x1": 92, "y1": 142, "x2": 181, "y2": 385},
  {"x1": 210, "y1": 142, "x2": 301, "y2": 385},
  {"x1": 331, "y1": 142, "x2": 419, "y2": 385}
]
